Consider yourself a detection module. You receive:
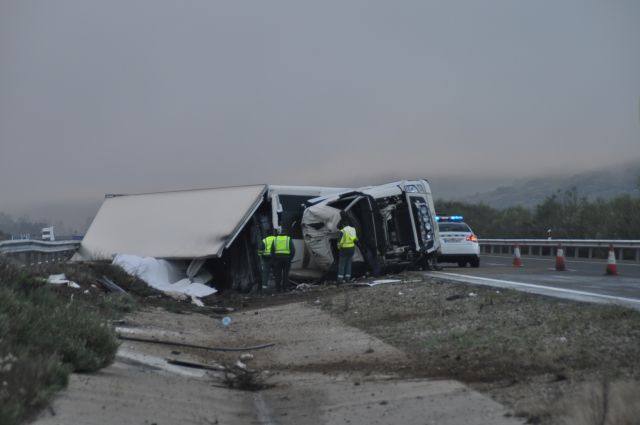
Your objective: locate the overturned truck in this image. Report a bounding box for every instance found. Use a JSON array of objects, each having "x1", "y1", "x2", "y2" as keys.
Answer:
[
  {"x1": 74, "y1": 180, "x2": 440, "y2": 292},
  {"x1": 300, "y1": 181, "x2": 440, "y2": 277}
]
